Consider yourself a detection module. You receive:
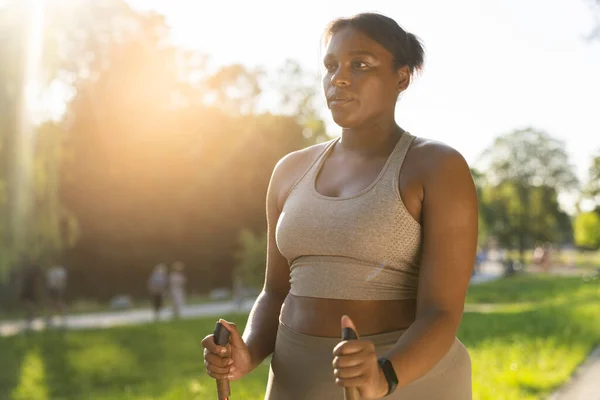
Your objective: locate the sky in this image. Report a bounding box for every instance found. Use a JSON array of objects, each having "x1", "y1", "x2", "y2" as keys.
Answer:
[{"x1": 130, "y1": 0, "x2": 600, "y2": 211}]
